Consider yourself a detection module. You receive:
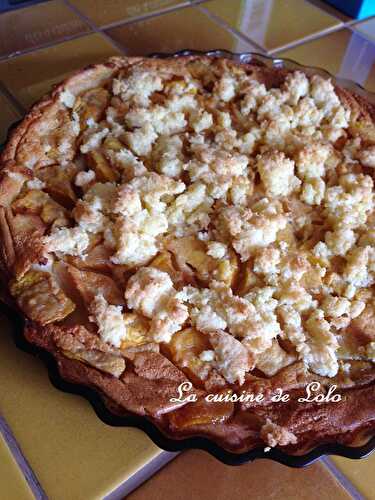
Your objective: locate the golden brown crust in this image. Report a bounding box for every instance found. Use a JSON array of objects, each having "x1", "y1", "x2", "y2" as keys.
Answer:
[
  {"x1": 1, "y1": 55, "x2": 375, "y2": 455},
  {"x1": 23, "y1": 320, "x2": 375, "y2": 453},
  {"x1": 0, "y1": 55, "x2": 288, "y2": 175}
]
